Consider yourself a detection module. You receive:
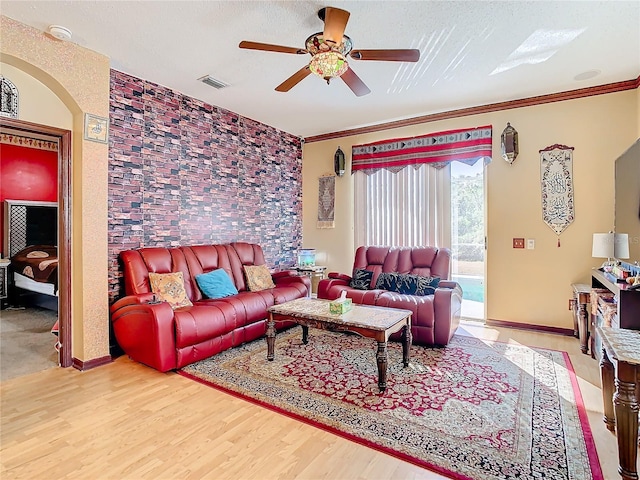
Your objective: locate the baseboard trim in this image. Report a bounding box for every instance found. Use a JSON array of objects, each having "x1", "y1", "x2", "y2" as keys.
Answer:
[
  {"x1": 486, "y1": 318, "x2": 574, "y2": 336},
  {"x1": 72, "y1": 355, "x2": 113, "y2": 371}
]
